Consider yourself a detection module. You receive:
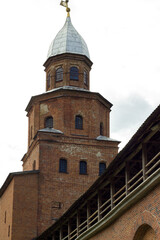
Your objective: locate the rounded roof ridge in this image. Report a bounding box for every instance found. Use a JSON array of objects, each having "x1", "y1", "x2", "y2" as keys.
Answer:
[{"x1": 47, "y1": 16, "x2": 90, "y2": 60}]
